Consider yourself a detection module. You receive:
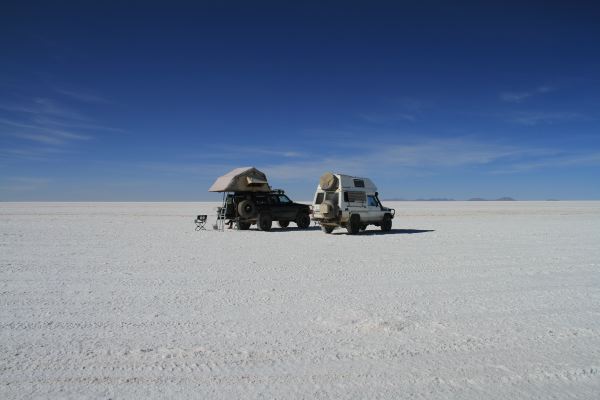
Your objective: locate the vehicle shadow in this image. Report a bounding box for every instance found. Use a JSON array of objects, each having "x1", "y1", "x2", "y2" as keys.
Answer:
[
  {"x1": 336, "y1": 228, "x2": 435, "y2": 235},
  {"x1": 275, "y1": 225, "x2": 322, "y2": 232}
]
